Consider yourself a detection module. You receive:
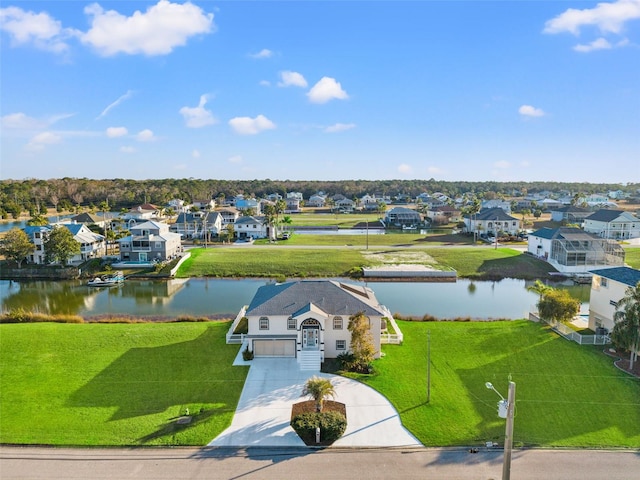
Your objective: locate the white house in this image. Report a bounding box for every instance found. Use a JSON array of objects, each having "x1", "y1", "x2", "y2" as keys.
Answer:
[
  {"x1": 527, "y1": 227, "x2": 625, "y2": 274},
  {"x1": 171, "y1": 211, "x2": 223, "y2": 239},
  {"x1": 117, "y1": 220, "x2": 181, "y2": 262},
  {"x1": 588, "y1": 267, "x2": 640, "y2": 333},
  {"x1": 550, "y1": 206, "x2": 592, "y2": 224},
  {"x1": 234, "y1": 215, "x2": 269, "y2": 240},
  {"x1": 22, "y1": 225, "x2": 51, "y2": 265},
  {"x1": 307, "y1": 194, "x2": 326, "y2": 208},
  {"x1": 232, "y1": 280, "x2": 392, "y2": 370},
  {"x1": 22, "y1": 224, "x2": 105, "y2": 265},
  {"x1": 463, "y1": 207, "x2": 520, "y2": 237},
  {"x1": 384, "y1": 207, "x2": 422, "y2": 227},
  {"x1": 480, "y1": 200, "x2": 511, "y2": 213},
  {"x1": 218, "y1": 207, "x2": 240, "y2": 226},
  {"x1": 583, "y1": 209, "x2": 640, "y2": 240}
]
